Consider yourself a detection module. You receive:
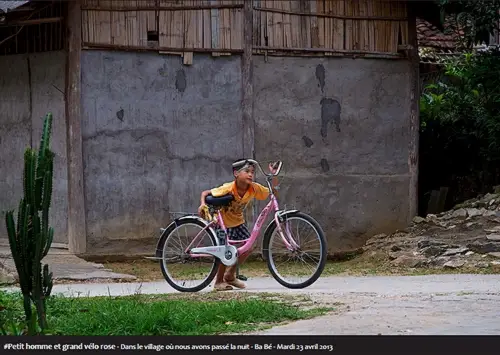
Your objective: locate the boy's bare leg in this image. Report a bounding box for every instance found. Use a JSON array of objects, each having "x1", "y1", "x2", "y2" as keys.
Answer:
[
  {"x1": 214, "y1": 264, "x2": 232, "y2": 291},
  {"x1": 224, "y1": 249, "x2": 252, "y2": 288}
]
